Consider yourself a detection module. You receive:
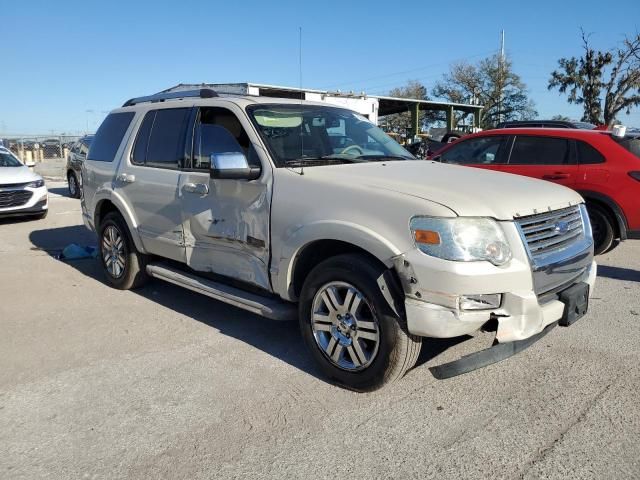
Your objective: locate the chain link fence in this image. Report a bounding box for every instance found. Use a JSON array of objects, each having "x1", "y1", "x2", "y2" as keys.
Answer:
[{"x1": 0, "y1": 135, "x2": 84, "y2": 165}]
